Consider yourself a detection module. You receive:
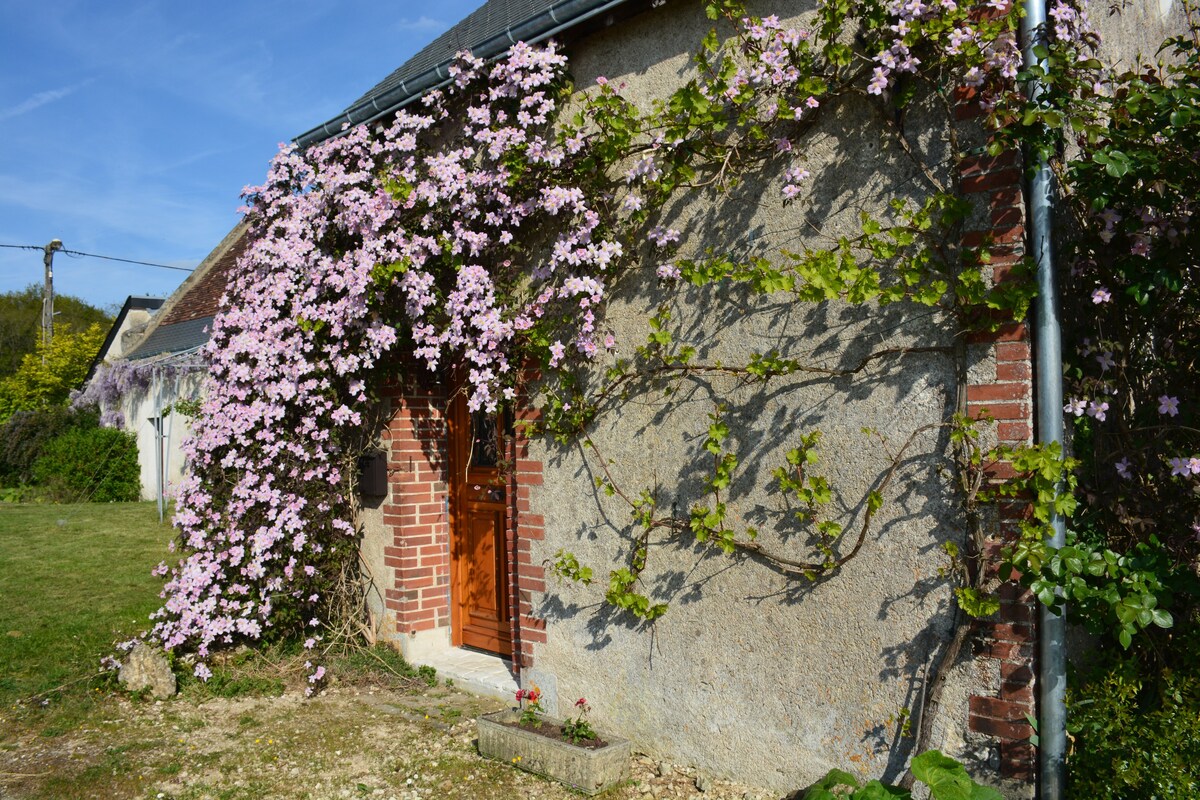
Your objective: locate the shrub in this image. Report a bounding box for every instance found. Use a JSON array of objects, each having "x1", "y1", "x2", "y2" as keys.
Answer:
[
  {"x1": 0, "y1": 322, "x2": 106, "y2": 421},
  {"x1": 0, "y1": 405, "x2": 99, "y2": 486},
  {"x1": 1066, "y1": 620, "x2": 1200, "y2": 799},
  {"x1": 32, "y1": 425, "x2": 141, "y2": 502}
]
